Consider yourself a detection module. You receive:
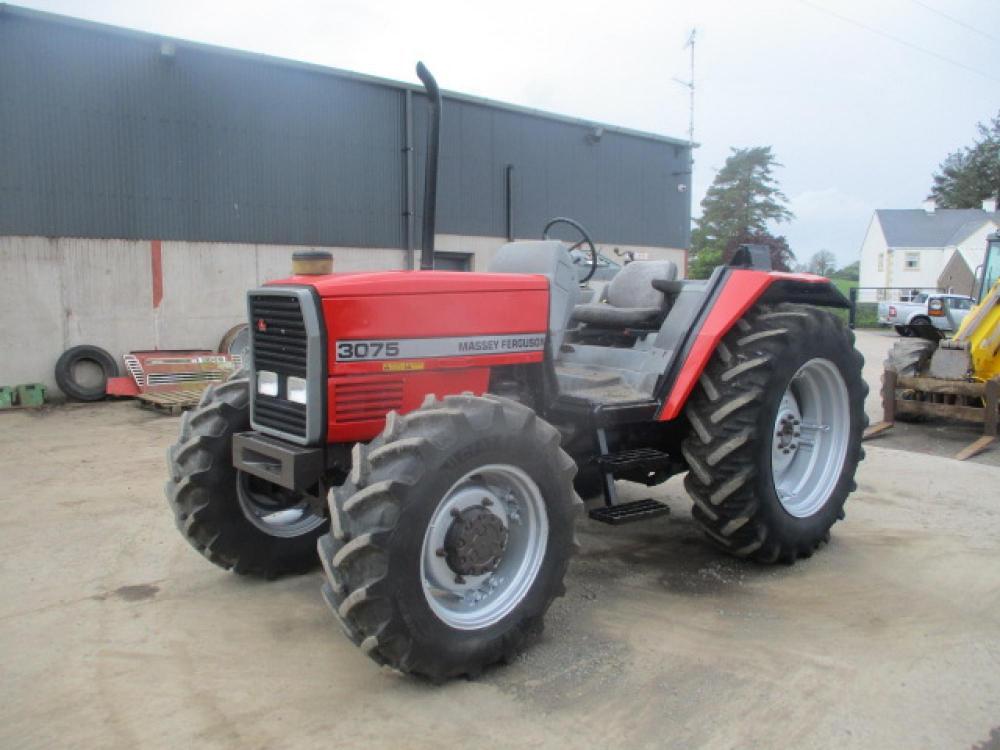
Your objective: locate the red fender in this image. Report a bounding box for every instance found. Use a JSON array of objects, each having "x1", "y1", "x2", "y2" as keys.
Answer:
[{"x1": 658, "y1": 271, "x2": 839, "y2": 421}]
